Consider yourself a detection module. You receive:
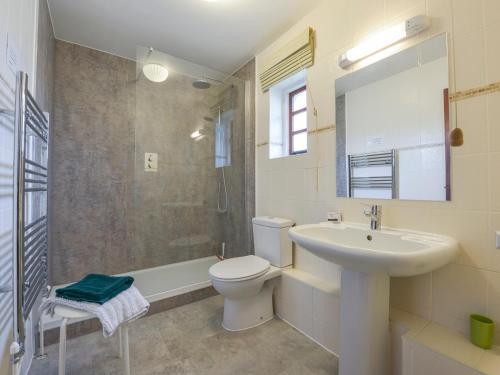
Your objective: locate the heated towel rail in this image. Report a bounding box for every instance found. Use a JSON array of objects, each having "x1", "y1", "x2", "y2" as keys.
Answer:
[
  {"x1": 12, "y1": 71, "x2": 50, "y2": 362},
  {"x1": 348, "y1": 149, "x2": 397, "y2": 199}
]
